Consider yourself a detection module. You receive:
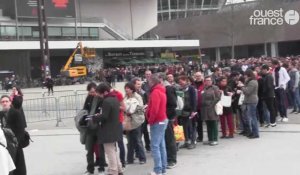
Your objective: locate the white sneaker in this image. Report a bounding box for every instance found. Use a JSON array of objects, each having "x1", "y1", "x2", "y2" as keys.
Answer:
[
  {"x1": 282, "y1": 118, "x2": 289, "y2": 122},
  {"x1": 270, "y1": 123, "x2": 277, "y2": 127},
  {"x1": 277, "y1": 118, "x2": 283, "y2": 122},
  {"x1": 148, "y1": 172, "x2": 162, "y2": 175}
]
